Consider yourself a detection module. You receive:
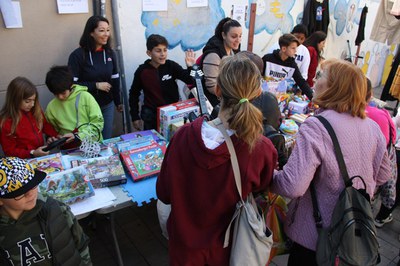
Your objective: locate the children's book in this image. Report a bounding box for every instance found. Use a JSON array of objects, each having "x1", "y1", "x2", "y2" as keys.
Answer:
[
  {"x1": 27, "y1": 153, "x2": 65, "y2": 175},
  {"x1": 38, "y1": 166, "x2": 95, "y2": 205},
  {"x1": 116, "y1": 136, "x2": 155, "y2": 152},
  {"x1": 72, "y1": 155, "x2": 127, "y2": 188},
  {"x1": 121, "y1": 129, "x2": 164, "y2": 142},
  {"x1": 120, "y1": 141, "x2": 167, "y2": 181}
]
